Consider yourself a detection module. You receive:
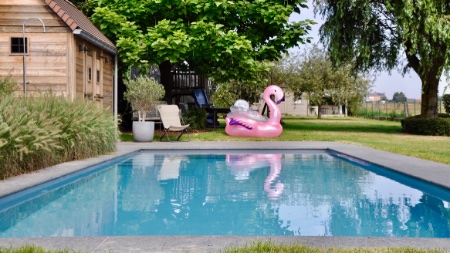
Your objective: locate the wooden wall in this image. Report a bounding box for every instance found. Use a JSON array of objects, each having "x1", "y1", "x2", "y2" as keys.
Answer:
[
  {"x1": 0, "y1": 0, "x2": 114, "y2": 111},
  {"x1": 75, "y1": 38, "x2": 114, "y2": 111},
  {"x1": 0, "y1": 0, "x2": 71, "y2": 97}
]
